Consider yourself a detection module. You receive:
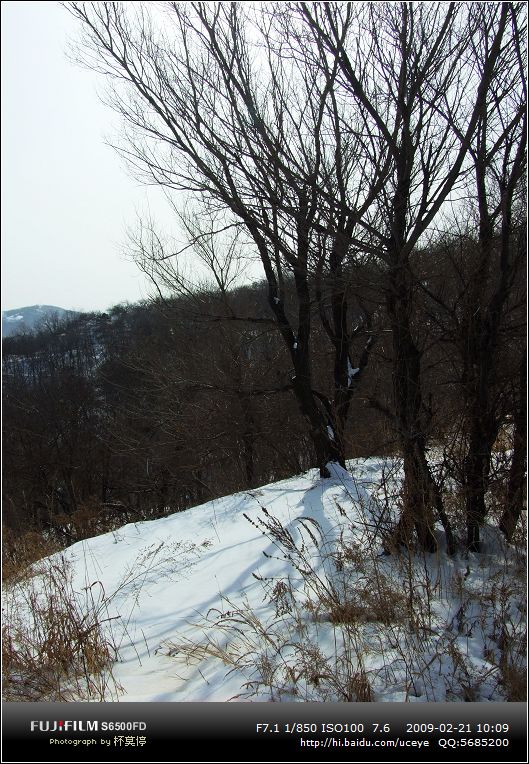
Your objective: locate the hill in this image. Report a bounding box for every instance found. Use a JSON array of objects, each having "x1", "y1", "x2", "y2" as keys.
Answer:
[
  {"x1": 2, "y1": 305, "x2": 79, "y2": 337},
  {"x1": 3, "y1": 458, "x2": 525, "y2": 703}
]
